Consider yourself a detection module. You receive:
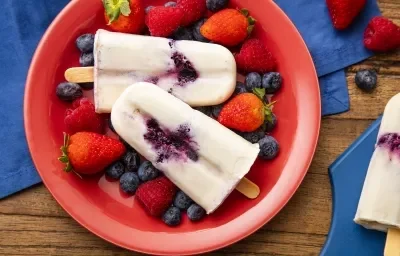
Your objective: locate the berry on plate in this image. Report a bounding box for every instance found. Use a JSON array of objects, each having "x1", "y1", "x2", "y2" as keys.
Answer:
[
  {"x1": 245, "y1": 72, "x2": 262, "y2": 91},
  {"x1": 120, "y1": 172, "x2": 140, "y2": 194},
  {"x1": 58, "y1": 132, "x2": 126, "y2": 175},
  {"x1": 200, "y1": 9, "x2": 255, "y2": 47},
  {"x1": 239, "y1": 128, "x2": 265, "y2": 144},
  {"x1": 234, "y1": 81, "x2": 247, "y2": 95},
  {"x1": 122, "y1": 150, "x2": 141, "y2": 172},
  {"x1": 136, "y1": 176, "x2": 178, "y2": 217},
  {"x1": 192, "y1": 18, "x2": 210, "y2": 43},
  {"x1": 211, "y1": 104, "x2": 224, "y2": 119},
  {"x1": 75, "y1": 34, "x2": 94, "y2": 53},
  {"x1": 56, "y1": 82, "x2": 83, "y2": 102},
  {"x1": 264, "y1": 113, "x2": 277, "y2": 132},
  {"x1": 102, "y1": 0, "x2": 145, "y2": 34},
  {"x1": 235, "y1": 39, "x2": 276, "y2": 74},
  {"x1": 172, "y1": 27, "x2": 194, "y2": 41},
  {"x1": 206, "y1": 0, "x2": 229, "y2": 12},
  {"x1": 194, "y1": 106, "x2": 212, "y2": 116},
  {"x1": 138, "y1": 161, "x2": 159, "y2": 182},
  {"x1": 364, "y1": 16, "x2": 400, "y2": 52},
  {"x1": 105, "y1": 161, "x2": 125, "y2": 180},
  {"x1": 258, "y1": 135, "x2": 279, "y2": 160},
  {"x1": 173, "y1": 190, "x2": 193, "y2": 210},
  {"x1": 79, "y1": 52, "x2": 94, "y2": 67},
  {"x1": 187, "y1": 203, "x2": 206, "y2": 221},
  {"x1": 262, "y1": 72, "x2": 282, "y2": 94},
  {"x1": 65, "y1": 98, "x2": 105, "y2": 135},
  {"x1": 326, "y1": 0, "x2": 366, "y2": 30},
  {"x1": 177, "y1": 0, "x2": 207, "y2": 26},
  {"x1": 165, "y1": 1, "x2": 177, "y2": 7},
  {"x1": 162, "y1": 206, "x2": 181, "y2": 226},
  {"x1": 145, "y1": 6, "x2": 185, "y2": 37},
  {"x1": 355, "y1": 69, "x2": 378, "y2": 92}
]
